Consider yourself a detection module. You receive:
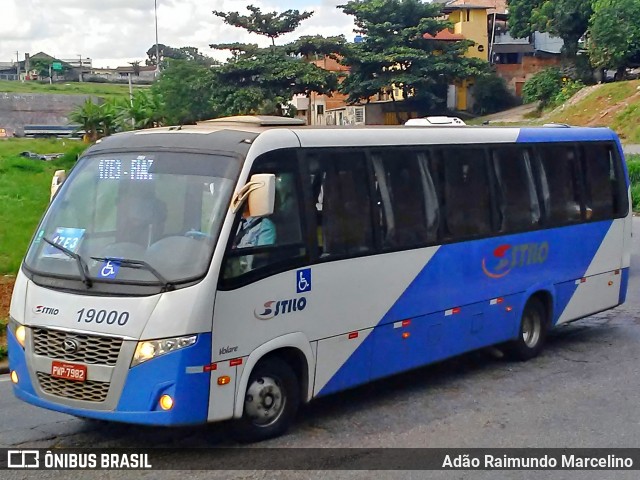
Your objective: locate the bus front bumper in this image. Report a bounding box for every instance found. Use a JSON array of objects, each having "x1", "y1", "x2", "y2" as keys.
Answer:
[{"x1": 8, "y1": 329, "x2": 213, "y2": 426}]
